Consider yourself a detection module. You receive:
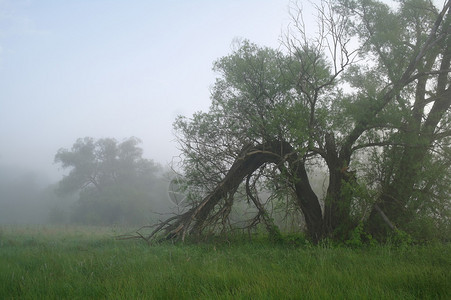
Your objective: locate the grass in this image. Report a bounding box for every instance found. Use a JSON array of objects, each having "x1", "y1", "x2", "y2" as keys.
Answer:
[{"x1": 0, "y1": 225, "x2": 450, "y2": 299}]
